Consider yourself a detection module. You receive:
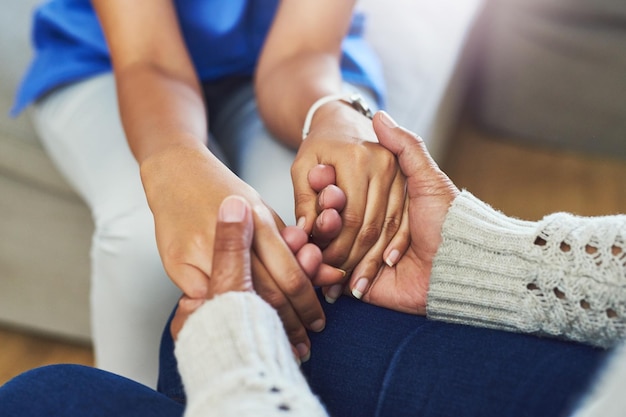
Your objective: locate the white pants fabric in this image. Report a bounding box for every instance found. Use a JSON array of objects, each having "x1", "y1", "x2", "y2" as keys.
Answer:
[{"x1": 33, "y1": 72, "x2": 374, "y2": 387}]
